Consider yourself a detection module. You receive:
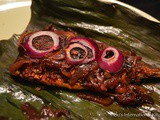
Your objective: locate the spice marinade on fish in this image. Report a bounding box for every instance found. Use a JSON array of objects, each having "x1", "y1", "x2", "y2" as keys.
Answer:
[{"x1": 9, "y1": 25, "x2": 160, "y2": 106}]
